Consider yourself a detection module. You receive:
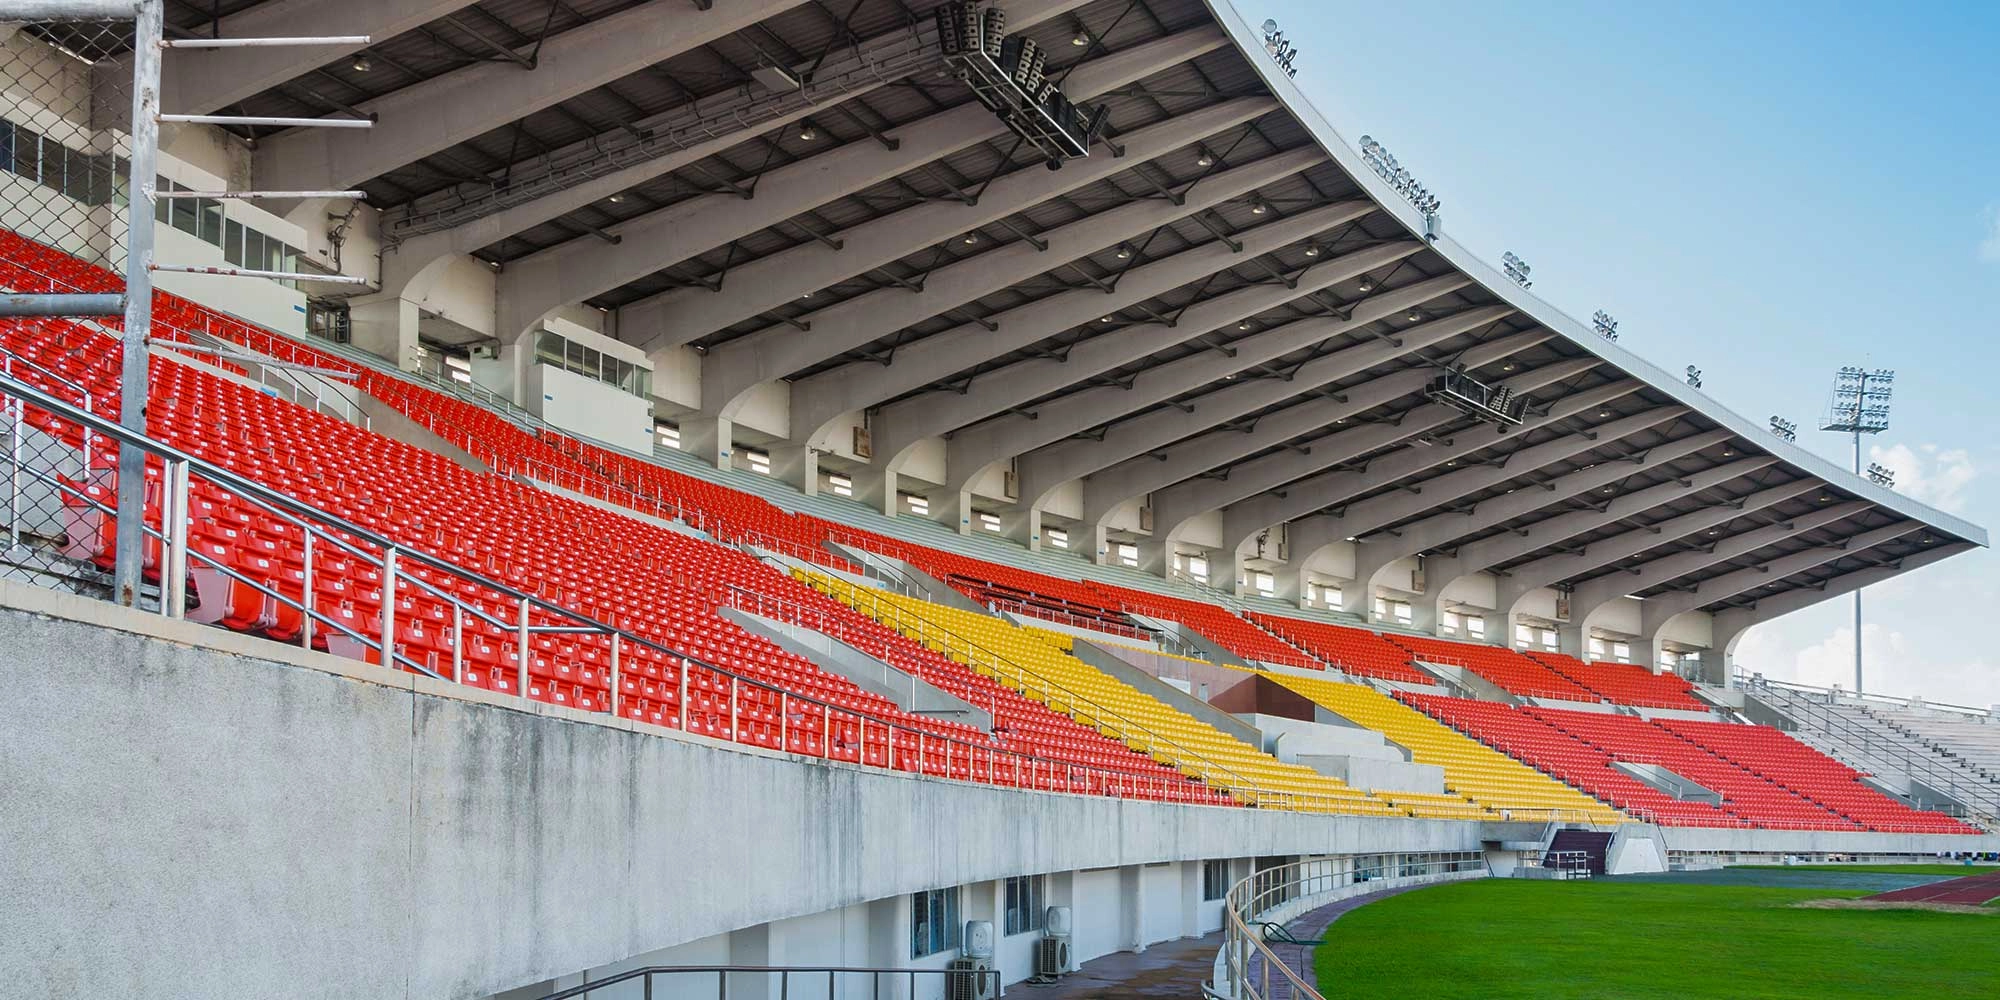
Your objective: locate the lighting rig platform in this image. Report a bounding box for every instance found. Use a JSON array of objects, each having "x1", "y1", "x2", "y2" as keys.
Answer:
[
  {"x1": 1425, "y1": 369, "x2": 1527, "y2": 428},
  {"x1": 936, "y1": 3, "x2": 1109, "y2": 170}
]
